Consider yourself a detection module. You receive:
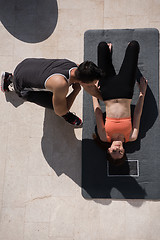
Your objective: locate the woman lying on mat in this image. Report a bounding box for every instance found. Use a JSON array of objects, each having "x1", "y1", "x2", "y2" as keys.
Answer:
[{"x1": 92, "y1": 41, "x2": 148, "y2": 166}]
